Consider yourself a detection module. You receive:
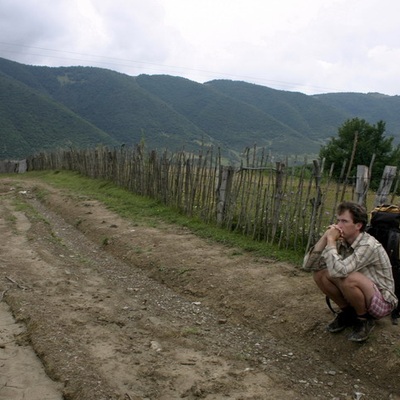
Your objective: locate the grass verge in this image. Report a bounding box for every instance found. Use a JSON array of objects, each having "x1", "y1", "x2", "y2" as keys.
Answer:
[{"x1": 5, "y1": 170, "x2": 304, "y2": 265}]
